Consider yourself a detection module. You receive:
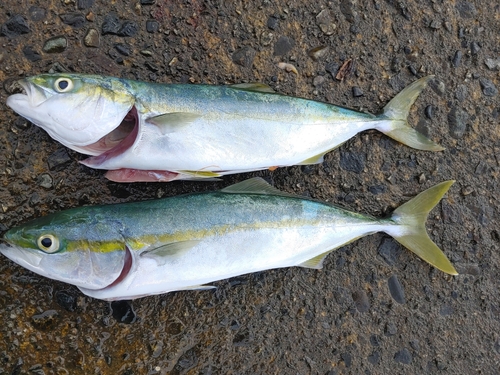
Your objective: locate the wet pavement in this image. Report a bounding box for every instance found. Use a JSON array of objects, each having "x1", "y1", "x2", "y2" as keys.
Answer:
[{"x1": 0, "y1": 0, "x2": 499, "y2": 374}]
